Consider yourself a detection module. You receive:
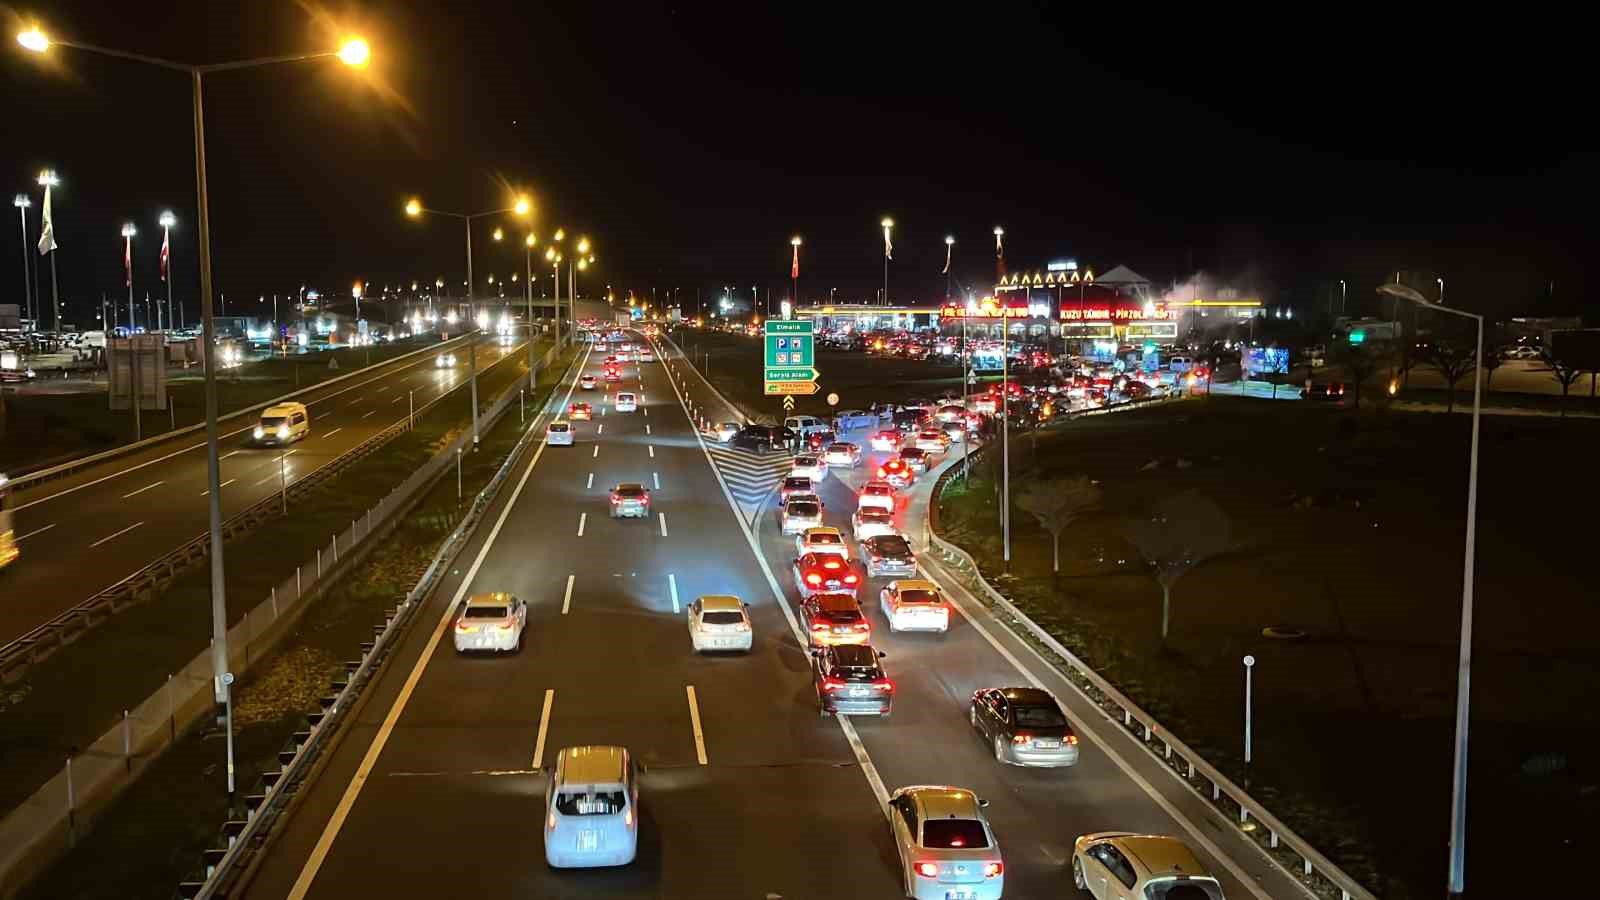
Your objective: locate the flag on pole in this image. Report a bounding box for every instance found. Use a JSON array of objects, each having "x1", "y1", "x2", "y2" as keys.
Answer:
[
  {"x1": 943, "y1": 242, "x2": 952, "y2": 275},
  {"x1": 124, "y1": 235, "x2": 133, "y2": 288},
  {"x1": 883, "y1": 223, "x2": 893, "y2": 260},
  {"x1": 160, "y1": 229, "x2": 170, "y2": 282},
  {"x1": 791, "y1": 243, "x2": 799, "y2": 279},
  {"x1": 36, "y1": 186, "x2": 57, "y2": 255}
]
